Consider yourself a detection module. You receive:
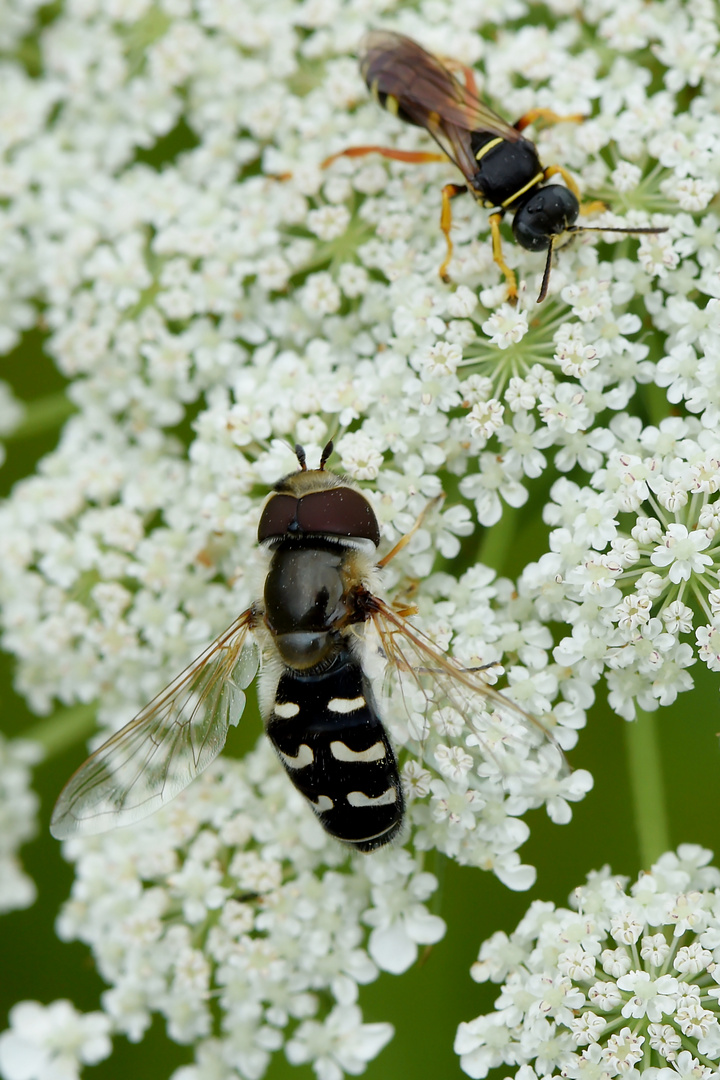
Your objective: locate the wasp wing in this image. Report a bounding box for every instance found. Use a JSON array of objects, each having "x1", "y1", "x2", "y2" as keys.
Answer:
[
  {"x1": 50, "y1": 610, "x2": 261, "y2": 839},
  {"x1": 360, "y1": 29, "x2": 522, "y2": 180},
  {"x1": 364, "y1": 595, "x2": 565, "y2": 781}
]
